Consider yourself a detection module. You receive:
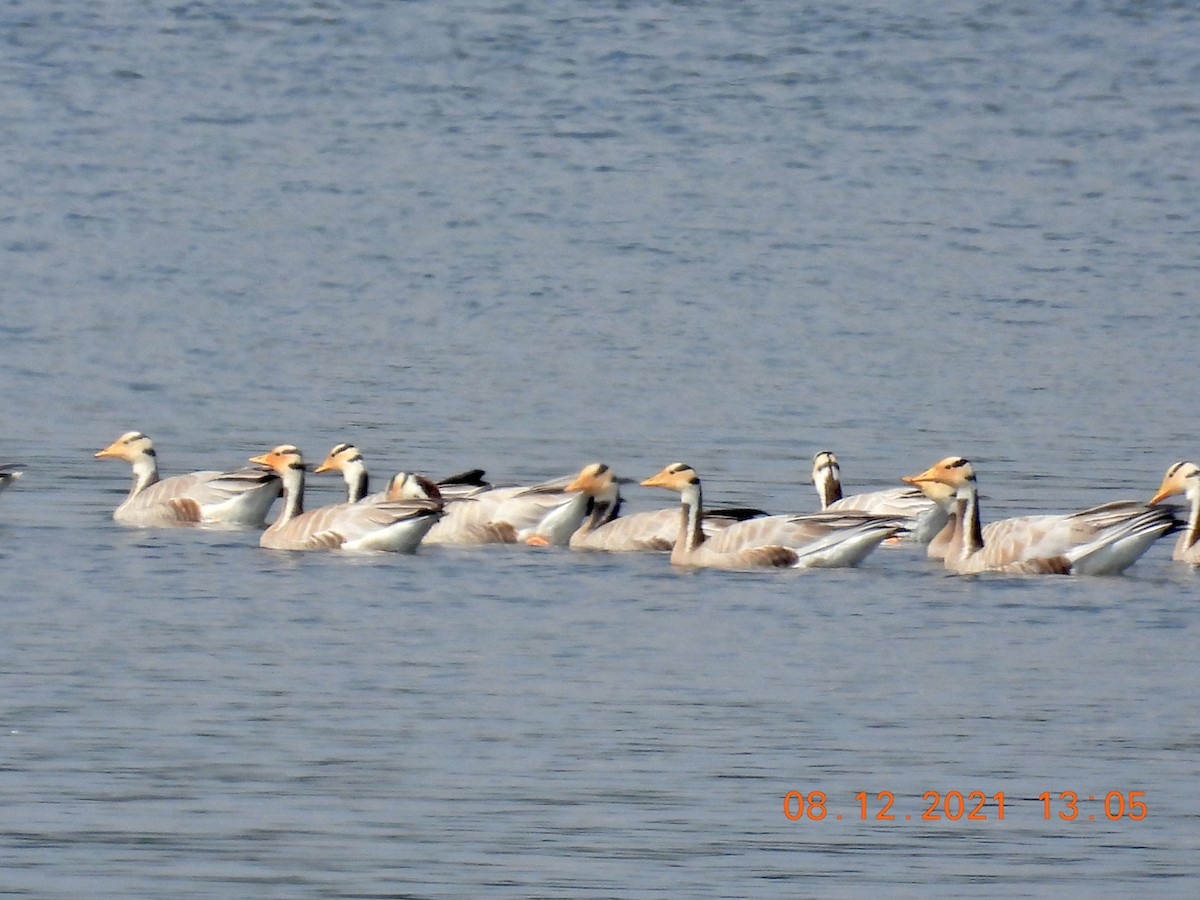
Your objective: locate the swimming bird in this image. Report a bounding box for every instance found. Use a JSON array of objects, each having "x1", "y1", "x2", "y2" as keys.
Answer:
[
  {"x1": 249, "y1": 445, "x2": 442, "y2": 552},
  {"x1": 641, "y1": 463, "x2": 904, "y2": 569},
  {"x1": 811, "y1": 450, "x2": 947, "y2": 543},
  {"x1": 314, "y1": 442, "x2": 490, "y2": 503},
  {"x1": 95, "y1": 431, "x2": 280, "y2": 527},
  {"x1": 385, "y1": 468, "x2": 590, "y2": 546},
  {"x1": 1149, "y1": 461, "x2": 1200, "y2": 564},
  {"x1": 548, "y1": 462, "x2": 765, "y2": 551},
  {"x1": 903, "y1": 456, "x2": 1177, "y2": 575},
  {"x1": 0, "y1": 462, "x2": 25, "y2": 498}
]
